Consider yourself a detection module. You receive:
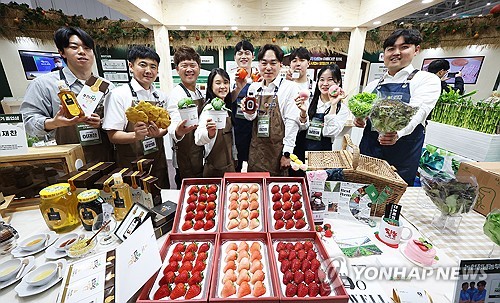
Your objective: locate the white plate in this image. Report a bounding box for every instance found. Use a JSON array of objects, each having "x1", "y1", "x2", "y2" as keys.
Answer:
[
  {"x1": 44, "y1": 244, "x2": 68, "y2": 260},
  {"x1": 399, "y1": 245, "x2": 438, "y2": 269},
  {"x1": 15, "y1": 259, "x2": 67, "y2": 297},
  {"x1": 11, "y1": 231, "x2": 58, "y2": 258},
  {"x1": 0, "y1": 256, "x2": 35, "y2": 290}
]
